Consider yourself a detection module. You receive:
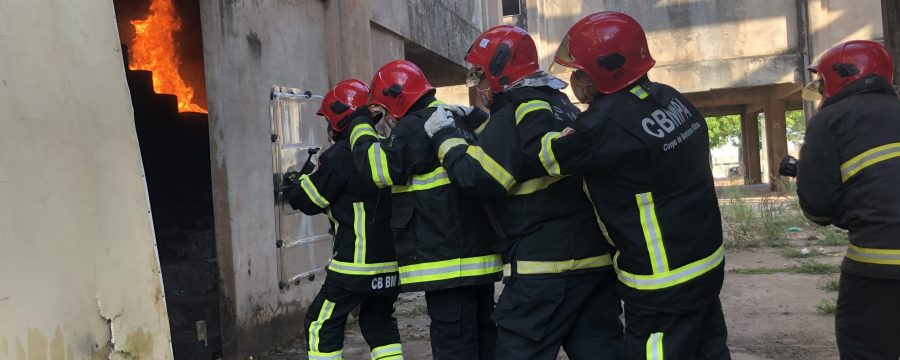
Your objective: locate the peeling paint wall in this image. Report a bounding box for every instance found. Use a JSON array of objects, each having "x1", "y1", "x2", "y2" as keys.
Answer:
[{"x1": 0, "y1": 0, "x2": 173, "y2": 359}]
